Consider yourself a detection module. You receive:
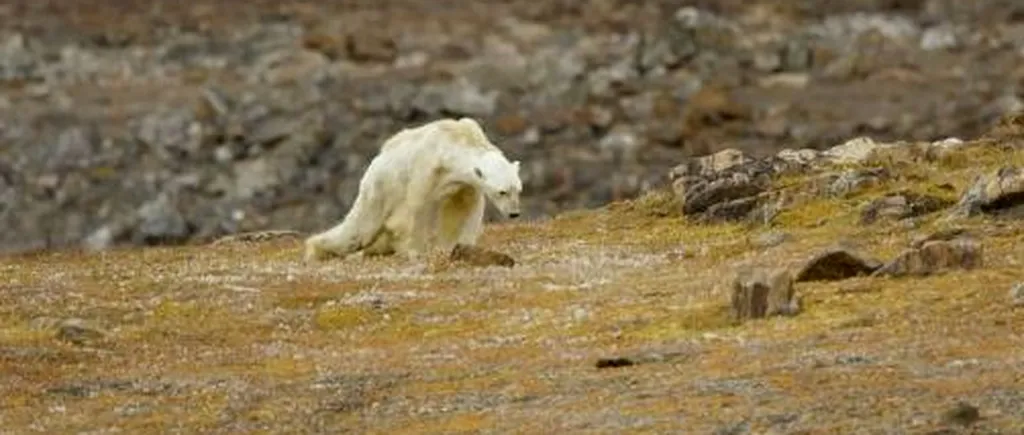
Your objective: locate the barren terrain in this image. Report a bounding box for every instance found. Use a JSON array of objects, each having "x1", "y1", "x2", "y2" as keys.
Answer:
[
  {"x1": 2, "y1": 133, "x2": 1023, "y2": 433},
  {"x1": 2, "y1": 1, "x2": 1024, "y2": 433}
]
